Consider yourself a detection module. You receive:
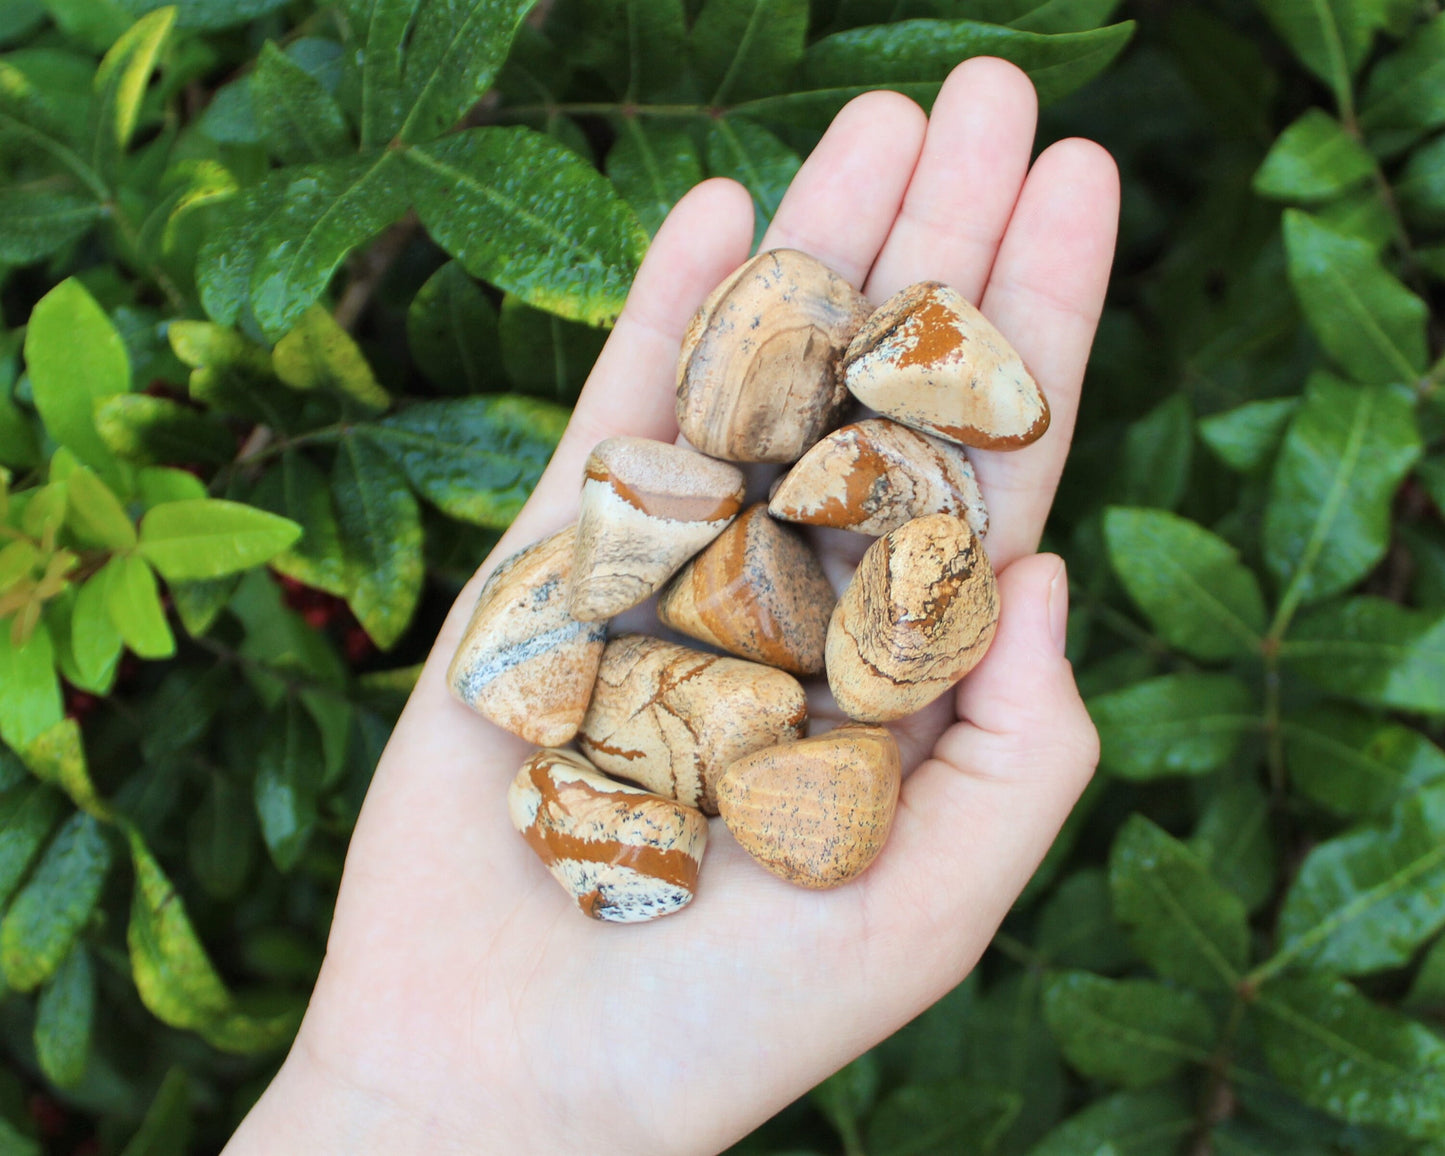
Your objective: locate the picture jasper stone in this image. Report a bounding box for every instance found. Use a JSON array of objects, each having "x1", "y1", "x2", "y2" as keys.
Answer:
[
  {"x1": 447, "y1": 525, "x2": 606, "y2": 746},
  {"x1": 578, "y1": 634, "x2": 809, "y2": 814},
  {"x1": 508, "y1": 748, "x2": 708, "y2": 923},
  {"x1": 842, "y1": 282, "x2": 1049, "y2": 450},
  {"x1": 826, "y1": 513, "x2": 999, "y2": 722},
  {"x1": 676, "y1": 249, "x2": 873, "y2": 463},
  {"x1": 569, "y1": 437, "x2": 746, "y2": 622},
  {"x1": 717, "y1": 724, "x2": 901, "y2": 889},
  {"x1": 768, "y1": 417, "x2": 989, "y2": 538},
  {"x1": 657, "y1": 504, "x2": 836, "y2": 676}
]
